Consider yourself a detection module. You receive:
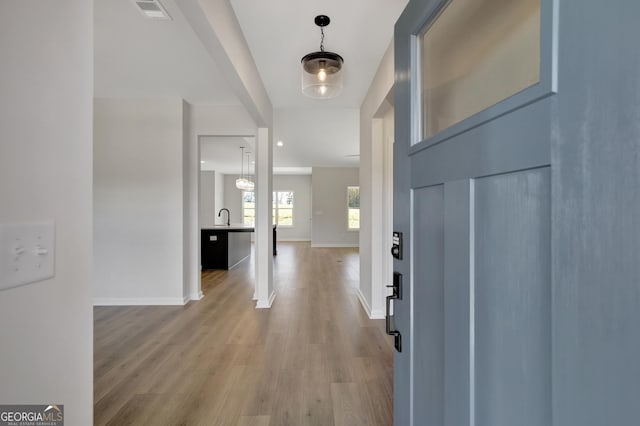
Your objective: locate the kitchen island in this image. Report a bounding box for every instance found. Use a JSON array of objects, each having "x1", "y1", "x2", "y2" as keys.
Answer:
[{"x1": 201, "y1": 224, "x2": 277, "y2": 270}]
